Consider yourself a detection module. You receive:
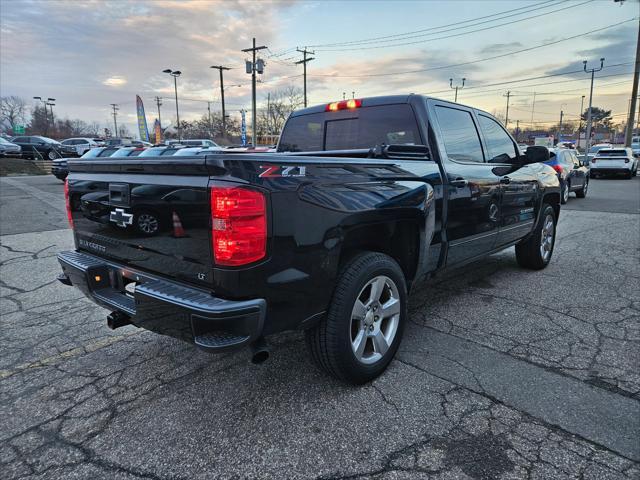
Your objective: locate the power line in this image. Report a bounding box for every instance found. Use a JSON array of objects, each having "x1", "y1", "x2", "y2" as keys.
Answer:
[
  {"x1": 307, "y1": 0, "x2": 560, "y2": 48},
  {"x1": 313, "y1": 0, "x2": 594, "y2": 51},
  {"x1": 305, "y1": 19, "x2": 636, "y2": 78}
]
